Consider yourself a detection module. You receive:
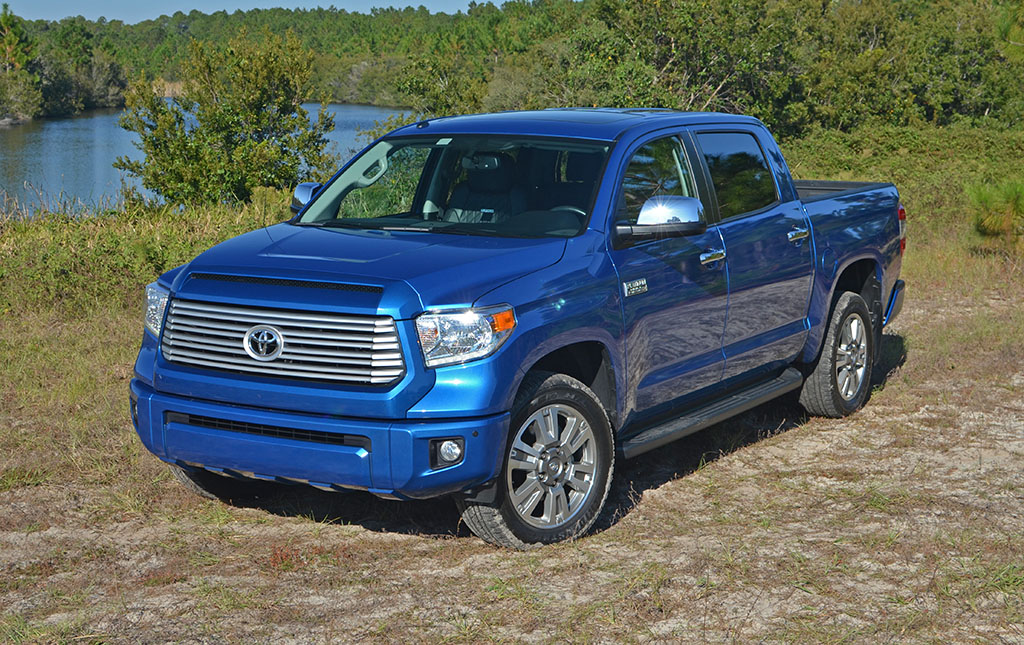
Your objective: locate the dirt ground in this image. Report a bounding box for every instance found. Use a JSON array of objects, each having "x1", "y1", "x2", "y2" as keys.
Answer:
[{"x1": 2, "y1": 295, "x2": 1023, "y2": 643}]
